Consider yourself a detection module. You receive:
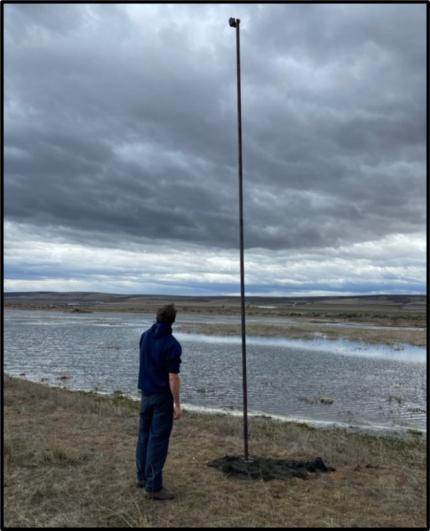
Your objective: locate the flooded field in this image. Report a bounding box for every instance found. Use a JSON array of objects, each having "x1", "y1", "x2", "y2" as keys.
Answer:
[{"x1": 4, "y1": 310, "x2": 426, "y2": 434}]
